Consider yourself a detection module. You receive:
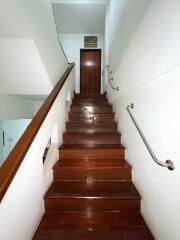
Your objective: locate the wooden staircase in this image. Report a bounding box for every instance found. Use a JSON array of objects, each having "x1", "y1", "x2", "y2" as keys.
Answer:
[{"x1": 34, "y1": 93, "x2": 154, "y2": 239}]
